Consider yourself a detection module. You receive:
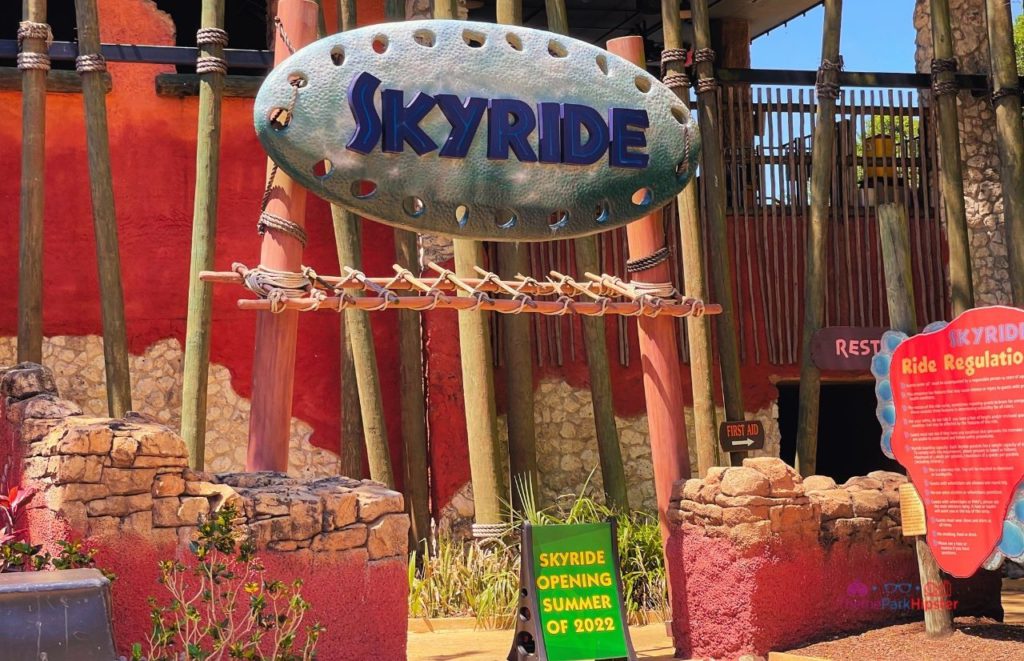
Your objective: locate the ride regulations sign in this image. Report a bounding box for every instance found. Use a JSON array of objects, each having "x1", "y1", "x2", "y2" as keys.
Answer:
[
  {"x1": 508, "y1": 522, "x2": 636, "y2": 661},
  {"x1": 872, "y1": 306, "x2": 1024, "y2": 577}
]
